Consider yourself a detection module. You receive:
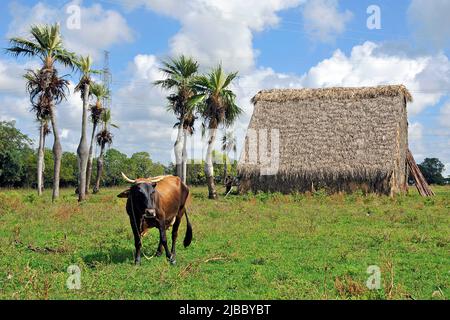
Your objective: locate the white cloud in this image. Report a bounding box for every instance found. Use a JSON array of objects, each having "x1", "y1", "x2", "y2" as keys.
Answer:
[
  {"x1": 439, "y1": 101, "x2": 450, "y2": 128},
  {"x1": 0, "y1": 95, "x2": 31, "y2": 124},
  {"x1": 444, "y1": 163, "x2": 450, "y2": 178},
  {"x1": 299, "y1": 42, "x2": 450, "y2": 115},
  {"x1": 408, "y1": 121, "x2": 425, "y2": 161},
  {"x1": 7, "y1": 0, "x2": 134, "y2": 60},
  {"x1": 118, "y1": 0, "x2": 305, "y2": 72},
  {"x1": 408, "y1": 0, "x2": 450, "y2": 49},
  {"x1": 301, "y1": 0, "x2": 353, "y2": 43},
  {"x1": 110, "y1": 54, "x2": 175, "y2": 162},
  {"x1": 409, "y1": 122, "x2": 423, "y2": 141}
]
